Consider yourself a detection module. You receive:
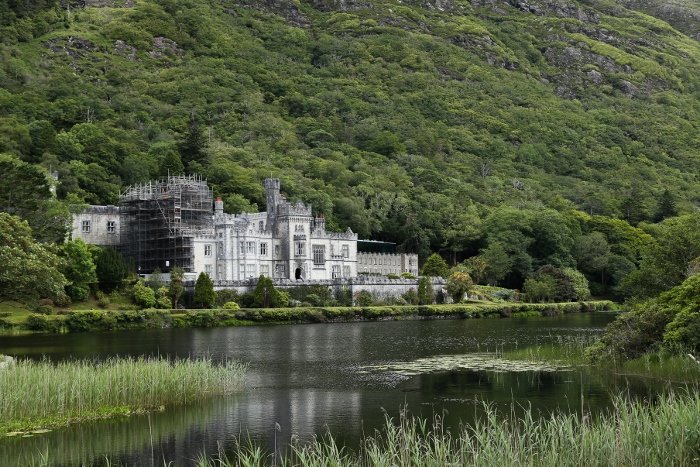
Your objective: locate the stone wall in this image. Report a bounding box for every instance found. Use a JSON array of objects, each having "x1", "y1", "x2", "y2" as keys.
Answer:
[{"x1": 186, "y1": 276, "x2": 446, "y2": 303}]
